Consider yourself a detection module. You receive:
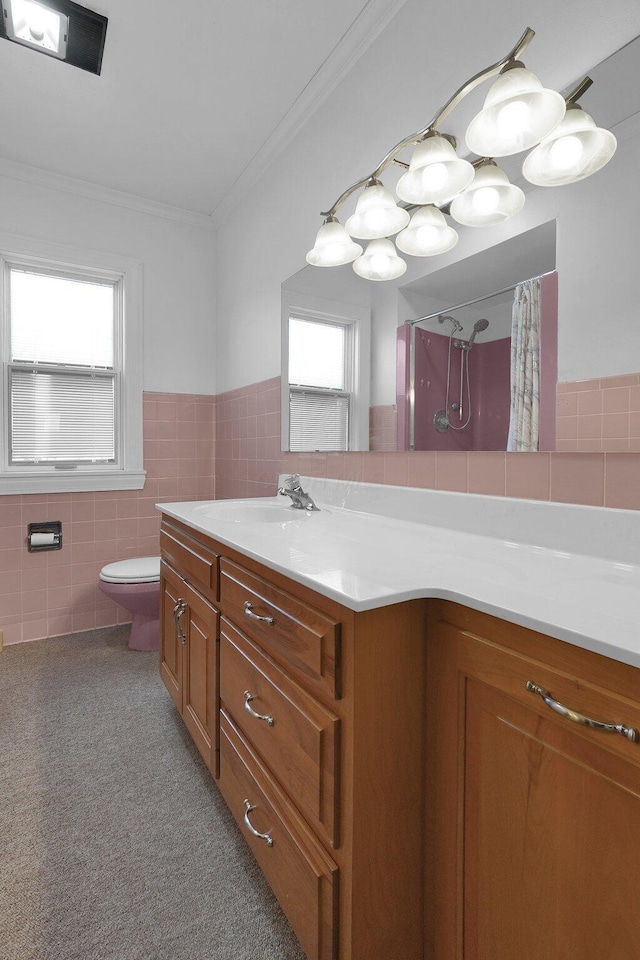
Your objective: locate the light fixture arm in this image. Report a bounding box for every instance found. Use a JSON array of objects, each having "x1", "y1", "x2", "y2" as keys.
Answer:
[
  {"x1": 564, "y1": 75, "x2": 593, "y2": 105},
  {"x1": 320, "y1": 26, "x2": 536, "y2": 218}
]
